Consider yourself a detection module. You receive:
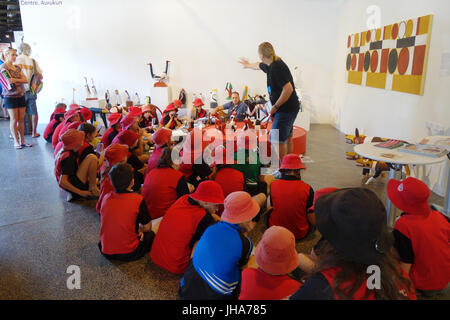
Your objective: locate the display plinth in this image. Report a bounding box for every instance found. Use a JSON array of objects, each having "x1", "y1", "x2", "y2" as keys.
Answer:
[{"x1": 149, "y1": 86, "x2": 170, "y2": 110}]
